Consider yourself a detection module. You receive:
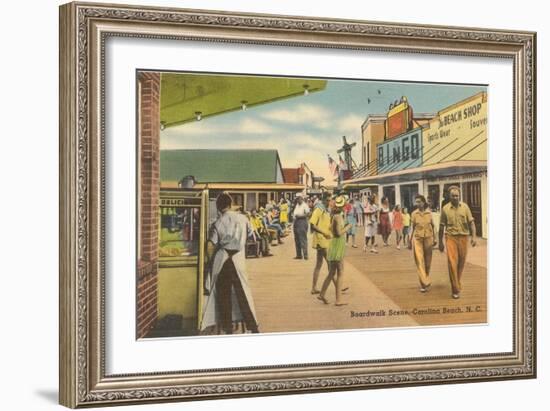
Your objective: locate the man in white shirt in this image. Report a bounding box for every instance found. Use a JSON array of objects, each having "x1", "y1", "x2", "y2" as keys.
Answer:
[
  {"x1": 201, "y1": 193, "x2": 259, "y2": 334},
  {"x1": 292, "y1": 194, "x2": 311, "y2": 260}
]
